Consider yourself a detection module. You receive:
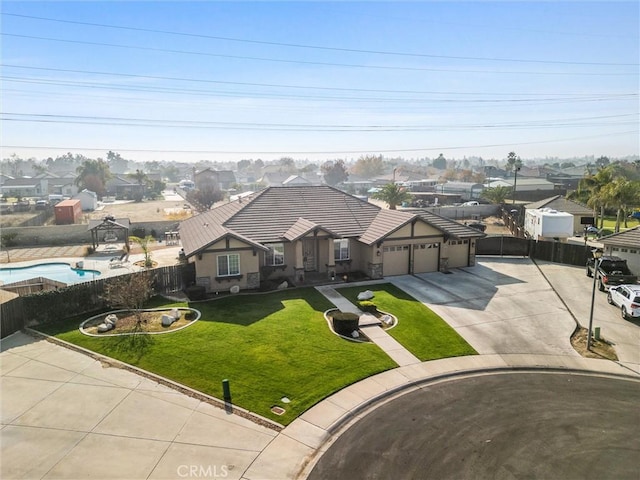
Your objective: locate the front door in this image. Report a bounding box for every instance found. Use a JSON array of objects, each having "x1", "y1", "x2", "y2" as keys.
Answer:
[{"x1": 303, "y1": 238, "x2": 317, "y2": 271}]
